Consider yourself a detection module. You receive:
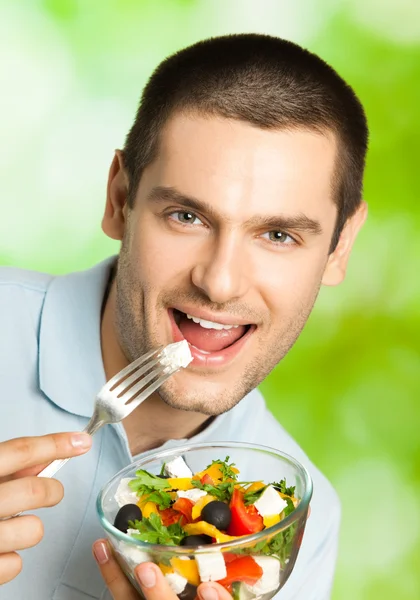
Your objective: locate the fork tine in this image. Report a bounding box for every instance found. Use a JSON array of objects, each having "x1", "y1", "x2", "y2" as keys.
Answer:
[
  {"x1": 120, "y1": 363, "x2": 174, "y2": 402},
  {"x1": 123, "y1": 370, "x2": 175, "y2": 415},
  {"x1": 111, "y1": 356, "x2": 162, "y2": 397},
  {"x1": 105, "y1": 347, "x2": 162, "y2": 390}
]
